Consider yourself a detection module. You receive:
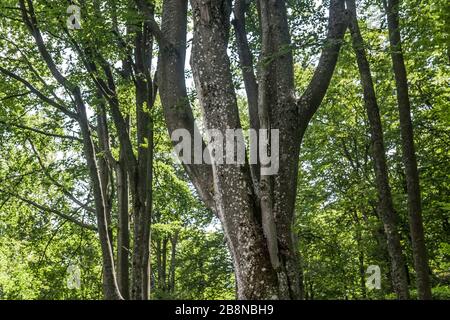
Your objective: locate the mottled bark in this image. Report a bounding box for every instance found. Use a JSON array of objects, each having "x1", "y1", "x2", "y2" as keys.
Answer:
[
  {"x1": 190, "y1": 0, "x2": 279, "y2": 299},
  {"x1": 383, "y1": 0, "x2": 432, "y2": 300},
  {"x1": 157, "y1": 0, "x2": 348, "y2": 299},
  {"x1": 347, "y1": 0, "x2": 410, "y2": 299},
  {"x1": 258, "y1": 0, "x2": 302, "y2": 299}
]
